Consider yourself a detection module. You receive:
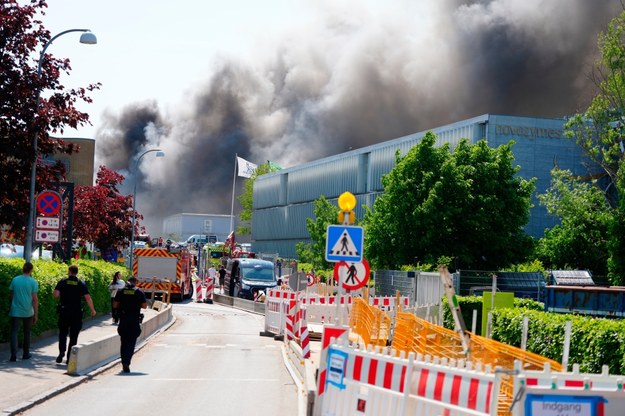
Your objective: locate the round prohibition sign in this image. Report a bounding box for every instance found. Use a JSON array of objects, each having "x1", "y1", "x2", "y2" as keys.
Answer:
[
  {"x1": 333, "y1": 258, "x2": 370, "y2": 290},
  {"x1": 36, "y1": 190, "x2": 62, "y2": 216},
  {"x1": 306, "y1": 273, "x2": 315, "y2": 287}
]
